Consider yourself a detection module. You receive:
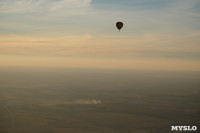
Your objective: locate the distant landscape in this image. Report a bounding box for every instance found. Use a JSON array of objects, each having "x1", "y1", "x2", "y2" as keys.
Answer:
[{"x1": 0, "y1": 67, "x2": 199, "y2": 133}]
